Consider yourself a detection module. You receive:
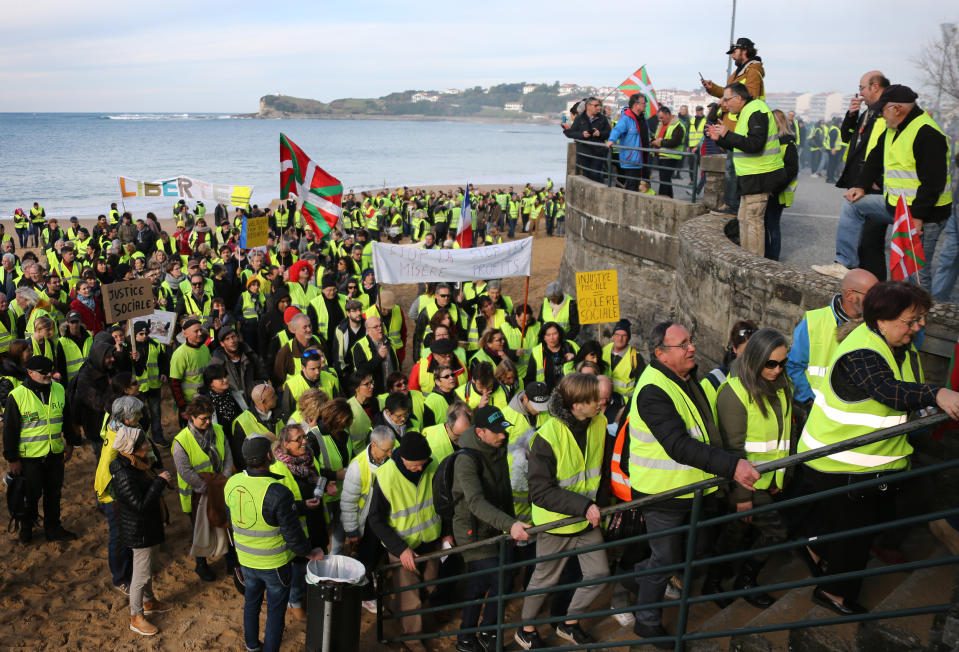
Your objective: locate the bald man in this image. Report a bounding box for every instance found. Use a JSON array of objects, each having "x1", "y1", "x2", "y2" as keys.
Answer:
[
  {"x1": 351, "y1": 315, "x2": 399, "y2": 394},
  {"x1": 786, "y1": 268, "x2": 879, "y2": 425},
  {"x1": 832, "y1": 71, "x2": 892, "y2": 281}
]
